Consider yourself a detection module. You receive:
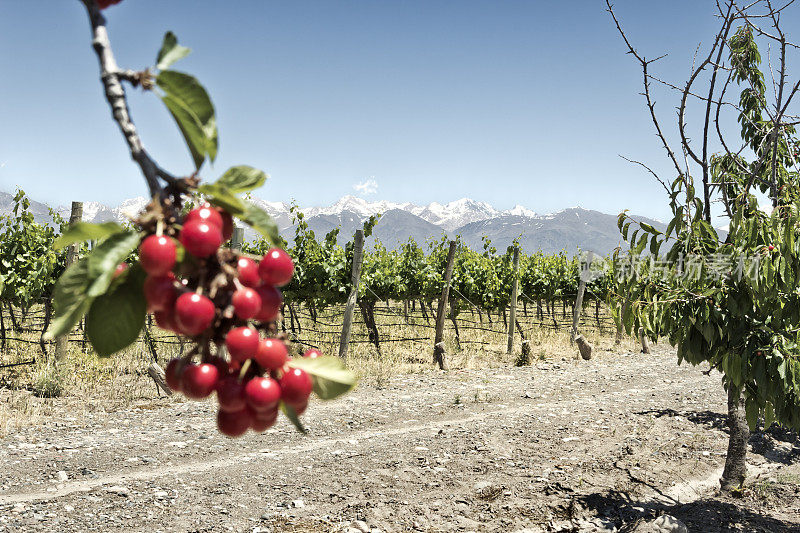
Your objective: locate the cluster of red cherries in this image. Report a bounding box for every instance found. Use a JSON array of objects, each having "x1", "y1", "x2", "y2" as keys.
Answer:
[{"x1": 137, "y1": 203, "x2": 318, "y2": 438}]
